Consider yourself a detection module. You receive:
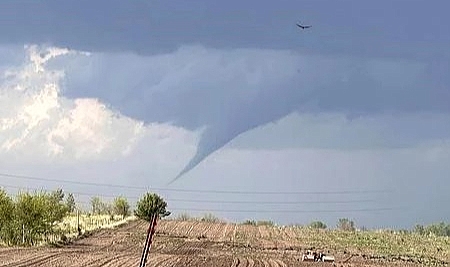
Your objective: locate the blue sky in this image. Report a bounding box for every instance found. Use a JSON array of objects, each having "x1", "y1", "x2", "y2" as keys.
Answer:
[{"x1": 0, "y1": 0, "x2": 449, "y2": 228}]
